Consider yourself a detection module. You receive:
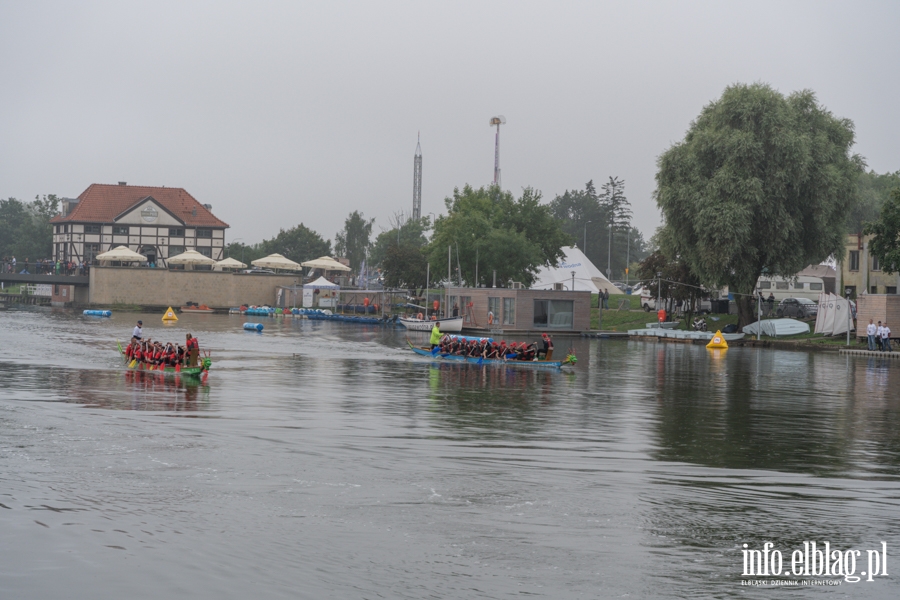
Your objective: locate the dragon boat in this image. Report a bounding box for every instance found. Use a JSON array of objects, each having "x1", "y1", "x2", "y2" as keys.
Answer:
[
  {"x1": 117, "y1": 341, "x2": 212, "y2": 377},
  {"x1": 406, "y1": 339, "x2": 576, "y2": 370}
]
